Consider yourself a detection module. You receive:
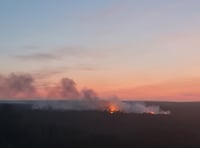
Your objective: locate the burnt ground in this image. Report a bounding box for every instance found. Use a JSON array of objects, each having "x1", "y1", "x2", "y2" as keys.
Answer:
[{"x1": 1, "y1": 102, "x2": 200, "y2": 148}]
